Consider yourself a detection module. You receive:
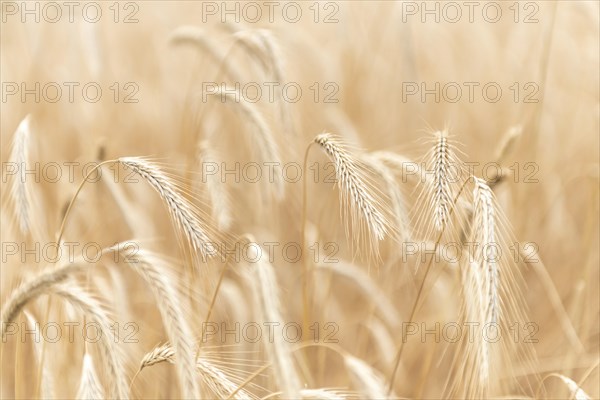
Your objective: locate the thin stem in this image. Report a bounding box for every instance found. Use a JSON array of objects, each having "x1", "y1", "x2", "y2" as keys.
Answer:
[
  {"x1": 301, "y1": 142, "x2": 315, "y2": 340},
  {"x1": 35, "y1": 159, "x2": 115, "y2": 397},
  {"x1": 198, "y1": 254, "x2": 230, "y2": 355},
  {"x1": 55, "y1": 159, "x2": 116, "y2": 247},
  {"x1": 387, "y1": 176, "x2": 472, "y2": 395},
  {"x1": 225, "y1": 363, "x2": 271, "y2": 400}
]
